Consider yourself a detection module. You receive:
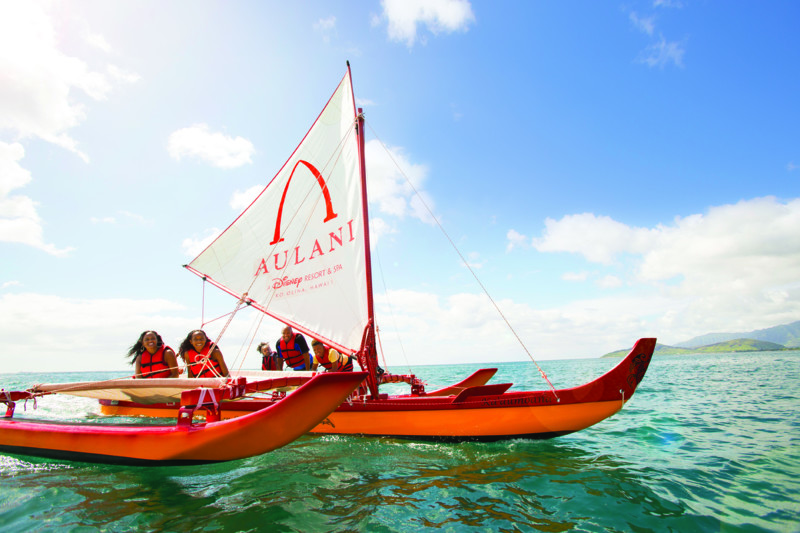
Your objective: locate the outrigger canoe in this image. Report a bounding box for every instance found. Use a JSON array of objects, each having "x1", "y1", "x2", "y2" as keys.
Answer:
[
  {"x1": 100, "y1": 64, "x2": 655, "y2": 442},
  {"x1": 1, "y1": 372, "x2": 366, "y2": 465}
]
